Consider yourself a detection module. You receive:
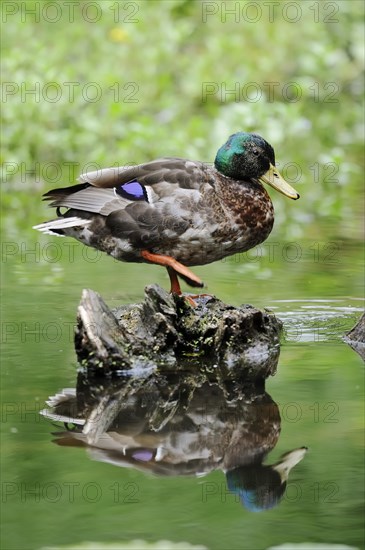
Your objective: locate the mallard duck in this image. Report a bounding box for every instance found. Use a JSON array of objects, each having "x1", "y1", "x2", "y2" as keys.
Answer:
[{"x1": 34, "y1": 132, "x2": 299, "y2": 294}]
